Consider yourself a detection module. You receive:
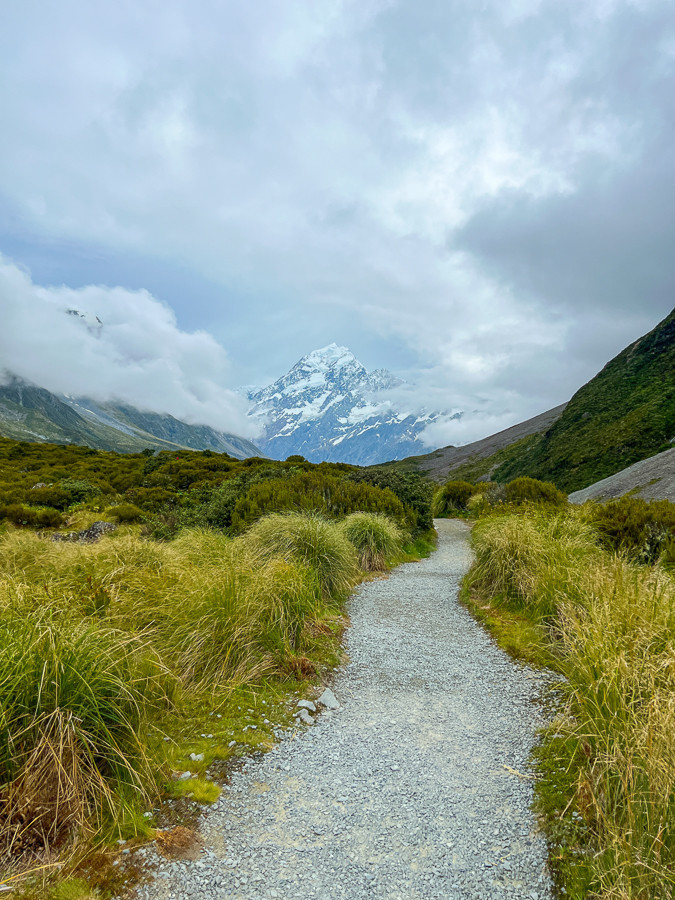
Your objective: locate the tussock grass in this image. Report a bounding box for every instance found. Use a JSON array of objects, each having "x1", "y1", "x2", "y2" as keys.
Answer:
[
  {"x1": 243, "y1": 512, "x2": 359, "y2": 601},
  {"x1": 467, "y1": 508, "x2": 675, "y2": 898},
  {"x1": 0, "y1": 512, "x2": 359, "y2": 865},
  {"x1": 0, "y1": 605, "x2": 165, "y2": 856},
  {"x1": 339, "y1": 512, "x2": 405, "y2": 571}
]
